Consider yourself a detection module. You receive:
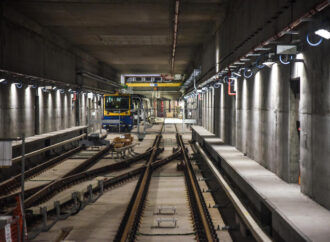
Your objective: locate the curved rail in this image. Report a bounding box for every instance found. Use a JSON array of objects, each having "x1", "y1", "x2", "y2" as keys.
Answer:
[
  {"x1": 0, "y1": 146, "x2": 83, "y2": 197},
  {"x1": 24, "y1": 147, "x2": 158, "y2": 208}
]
